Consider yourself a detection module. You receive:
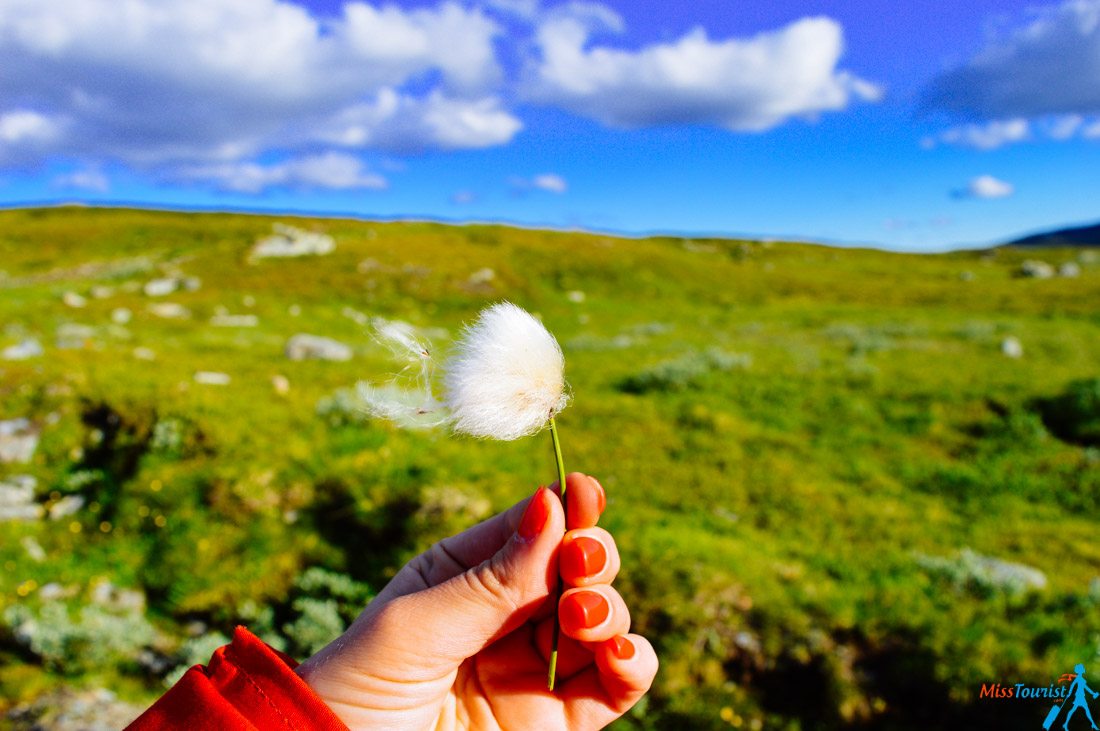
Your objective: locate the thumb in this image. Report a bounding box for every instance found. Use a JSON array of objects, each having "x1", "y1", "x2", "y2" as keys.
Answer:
[{"x1": 387, "y1": 487, "x2": 564, "y2": 670}]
